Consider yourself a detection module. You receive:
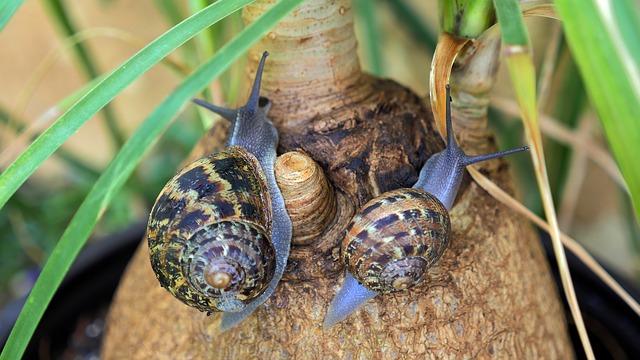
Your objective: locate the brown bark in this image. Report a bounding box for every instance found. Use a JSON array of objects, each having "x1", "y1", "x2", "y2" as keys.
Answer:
[{"x1": 102, "y1": 1, "x2": 573, "y2": 358}]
